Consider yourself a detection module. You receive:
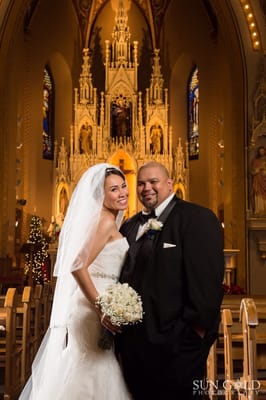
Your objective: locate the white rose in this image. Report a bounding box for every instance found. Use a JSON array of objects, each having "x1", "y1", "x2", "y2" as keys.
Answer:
[{"x1": 147, "y1": 218, "x2": 163, "y2": 230}]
